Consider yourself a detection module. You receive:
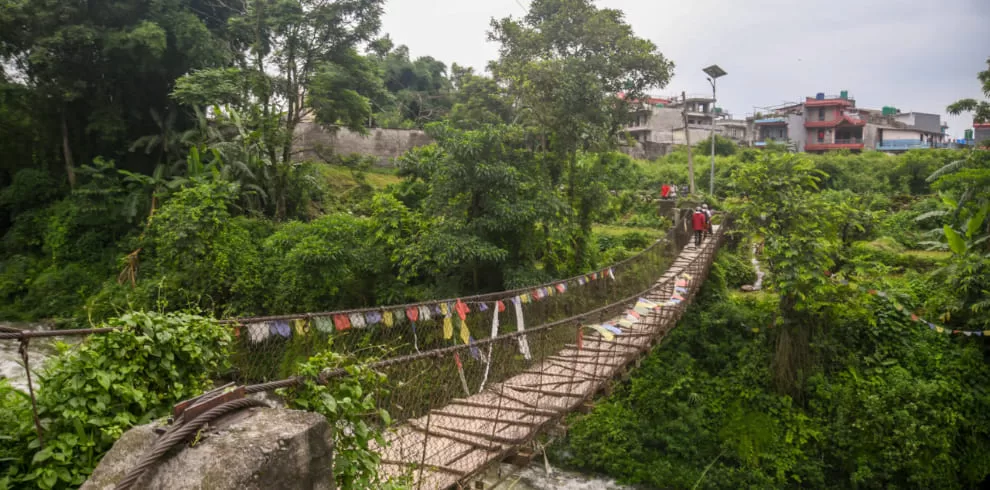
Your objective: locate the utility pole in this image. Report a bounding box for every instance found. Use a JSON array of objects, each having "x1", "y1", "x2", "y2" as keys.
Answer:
[
  {"x1": 703, "y1": 65, "x2": 727, "y2": 197},
  {"x1": 709, "y1": 82, "x2": 717, "y2": 196},
  {"x1": 682, "y1": 91, "x2": 695, "y2": 194}
]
